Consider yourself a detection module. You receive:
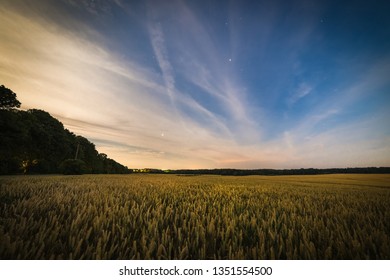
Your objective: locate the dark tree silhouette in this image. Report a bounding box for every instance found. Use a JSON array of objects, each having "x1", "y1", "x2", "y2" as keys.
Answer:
[
  {"x1": 0, "y1": 85, "x2": 130, "y2": 175},
  {"x1": 59, "y1": 159, "x2": 87, "y2": 175},
  {"x1": 0, "y1": 85, "x2": 21, "y2": 110}
]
